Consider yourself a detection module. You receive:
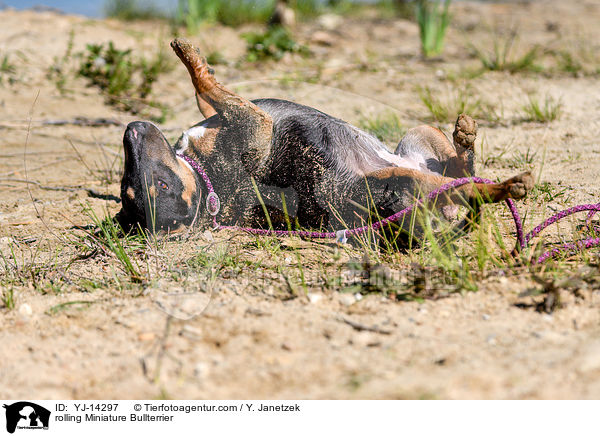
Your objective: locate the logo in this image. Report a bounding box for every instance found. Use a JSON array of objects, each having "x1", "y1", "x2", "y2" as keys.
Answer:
[{"x1": 3, "y1": 402, "x2": 50, "y2": 434}]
